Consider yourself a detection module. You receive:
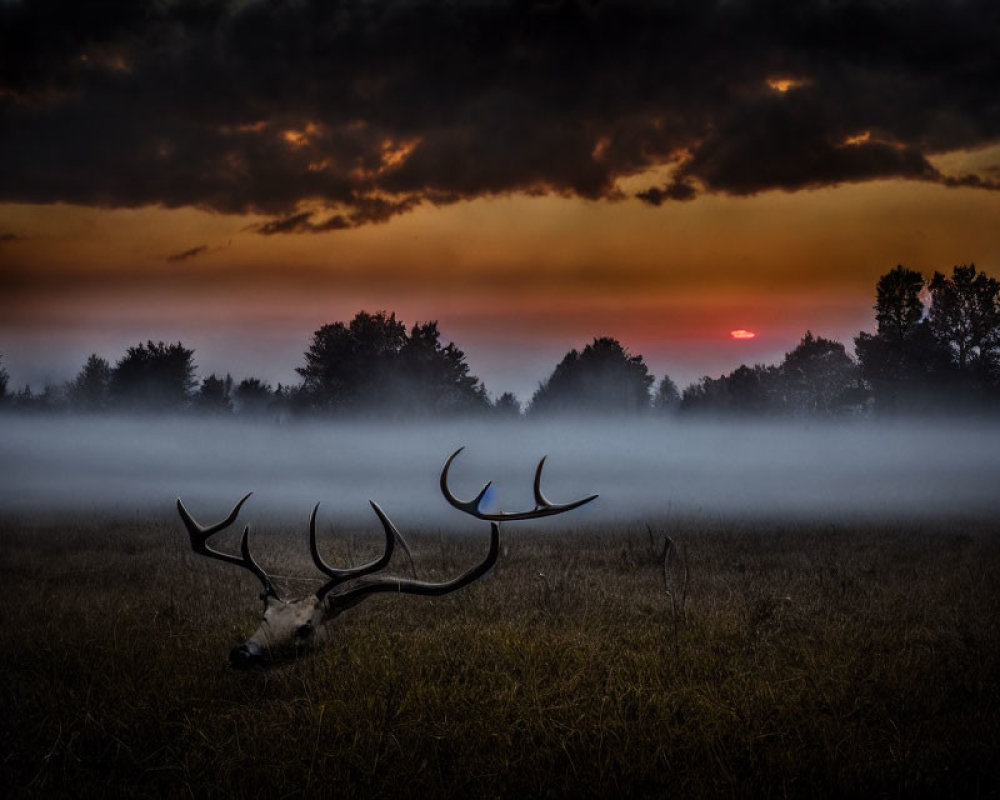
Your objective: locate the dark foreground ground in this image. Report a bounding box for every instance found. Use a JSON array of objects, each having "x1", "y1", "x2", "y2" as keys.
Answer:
[{"x1": 2, "y1": 513, "x2": 998, "y2": 798}]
